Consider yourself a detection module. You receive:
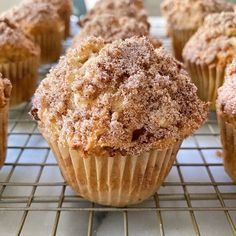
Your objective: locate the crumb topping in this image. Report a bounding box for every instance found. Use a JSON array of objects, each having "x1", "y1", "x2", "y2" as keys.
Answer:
[
  {"x1": 217, "y1": 59, "x2": 236, "y2": 115},
  {"x1": 0, "y1": 73, "x2": 12, "y2": 108},
  {"x1": 0, "y1": 17, "x2": 40, "y2": 63},
  {"x1": 161, "y1": 0, "x2": 233, "y2": 30},
  {"x1": 3, "y1": 2, "x2": 63, "y2": 35},
  {"x1": 79, "y1": 0, "x2": 150, "y2": 29},
  {"x1": 183, "y1": 12, "x2": 236, "y2": 66},
  {"x1": 22, "y1": 0, "x2": 73, "y2": 18},
  {"x1": 73, "y1": 15, "x2": 161, "y2": 48},
  {"x1": 32, "y1": 37, "x2": 208, "y2": 157}
]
